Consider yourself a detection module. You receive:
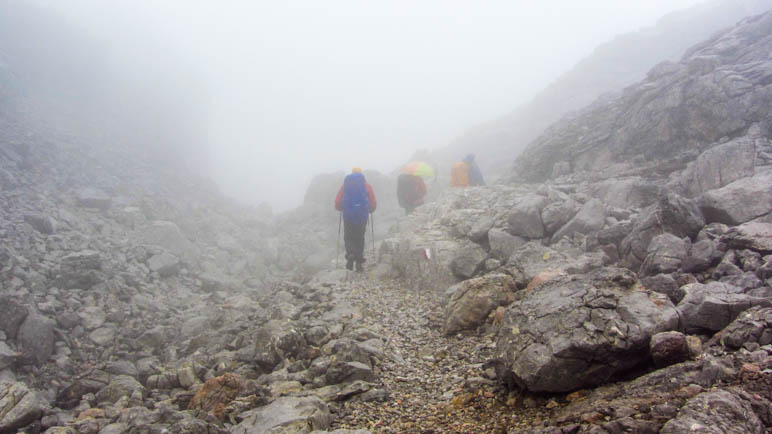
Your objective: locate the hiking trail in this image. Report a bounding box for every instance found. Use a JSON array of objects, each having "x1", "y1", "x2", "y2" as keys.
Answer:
[{"x1": 328, "y1": 275, "x2": 552, "y2": 433}]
